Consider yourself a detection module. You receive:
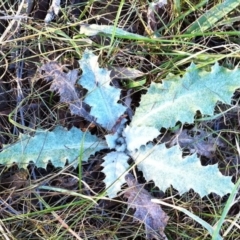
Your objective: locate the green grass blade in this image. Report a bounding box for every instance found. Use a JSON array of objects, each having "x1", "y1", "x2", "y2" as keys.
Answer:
[
  {"x1": 212, "y1": 139, "x2": 240, "y2": 239},
  {"x1": 186, "y1": 0, "x2": 240, "y2": 34},
  {"x1": 109, "y1": 0, "x2": 125, "y2": 47},
  {"x1": 212, "y1": 177, "x2": 240, "y2": 239},
  {"x1": 152, "y1": 198, "x2": 222, "y2": 240}
]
